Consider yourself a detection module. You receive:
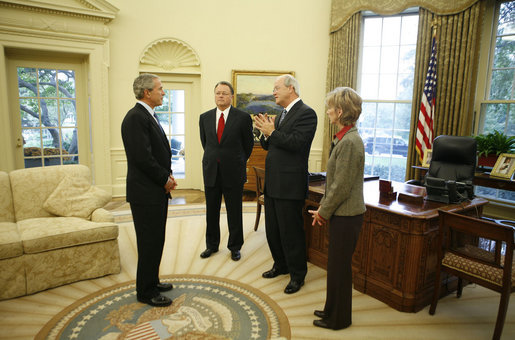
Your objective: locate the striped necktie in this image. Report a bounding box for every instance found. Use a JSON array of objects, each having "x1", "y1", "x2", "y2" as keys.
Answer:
[{"x1": 279, "y1": 109, "x2": 287, "y2": 125}]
